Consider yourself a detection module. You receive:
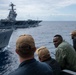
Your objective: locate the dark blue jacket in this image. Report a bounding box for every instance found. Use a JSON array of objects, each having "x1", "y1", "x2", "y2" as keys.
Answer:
[
  {"x1": 44, "y1": 57, "x2": 61, "y2": 75},
  {"x1": 8, "y1": 58, "x2": 53, "y2": 75}
]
